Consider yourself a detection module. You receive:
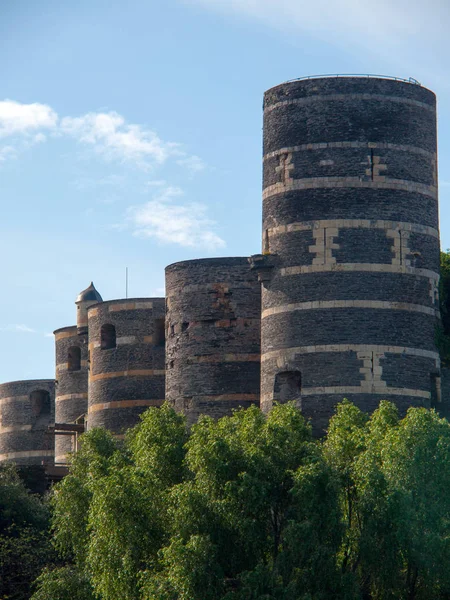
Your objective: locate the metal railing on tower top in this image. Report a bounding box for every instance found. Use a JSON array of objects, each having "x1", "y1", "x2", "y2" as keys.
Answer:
[{"x1": 283, "y1": 74, "x2": 422, "y2": 85}]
